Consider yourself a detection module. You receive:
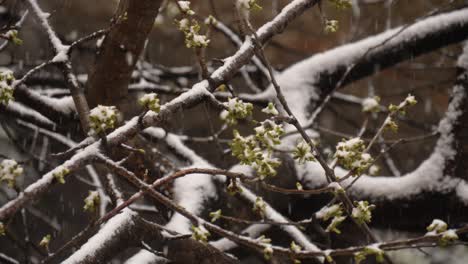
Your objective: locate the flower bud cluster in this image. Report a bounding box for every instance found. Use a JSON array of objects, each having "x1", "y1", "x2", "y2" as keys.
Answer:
[
  {"x1": 5, "y1": 30, "x2": 23, "y2": 45},
  {"x1": 256, "y1": 235, "x2": 273, "y2": 260},
  {"x1": 426, "y1": 219, "x2": 459, "y2": 246},
  {"x1": 83, "y1": 191, "x2": 100, "y2": 213},
  {"x1": 139, "y1": 93, "x2": 161, "y2": 113},
  {"x1": 220, "y1": 98, "x2": 253, "y2": 125},
  {"x1": 325, "y1": 20, "x2": 339, "y2": 34},
  {"x1": 351, "y1": 200, "x2": 375, "y2": 224},
  {"x1": 292, "y1": 140, "x2": 316, "y2": 164},
  {"x1": 0, "y1": 159, "x2": 23, "y2": 188},
  {"x1": 334, "y1": 137, "x2": 372, "y2": 175},
  {"x1": 176, "y1": 2, "x2": 210, "y2": 49},
  {"x1": 354, "y1": 244, "x2": 384, "y2": 264},
  {"x1": 191, "y1": 225, "x2": 210, "y2": 243},
  {"x1": 0, "y1": 70, "x2": 15, "y2": 106},
  {"x1": 316, "y1": 203, "x2": 347, "y2": 234},
  {"x1": 89, "y1": 105, "x2": 119, "y2": 136},
  {"x1": 52, "y1": 166, "x2": 70, "y2": 184}
]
